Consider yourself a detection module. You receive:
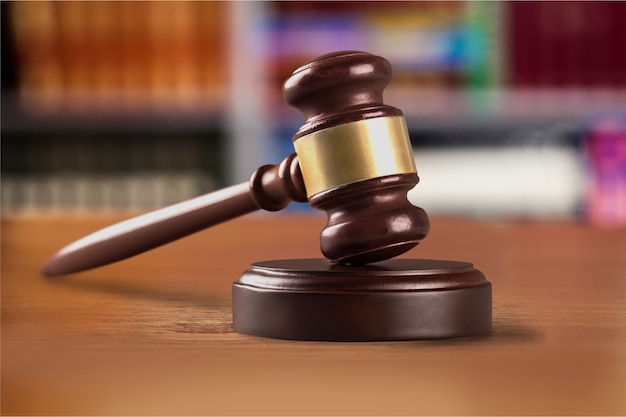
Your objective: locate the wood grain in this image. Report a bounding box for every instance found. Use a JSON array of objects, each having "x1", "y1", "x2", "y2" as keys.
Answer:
[{"x1": 2, "y1": 213, "x2": 626, "y2": 415}]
